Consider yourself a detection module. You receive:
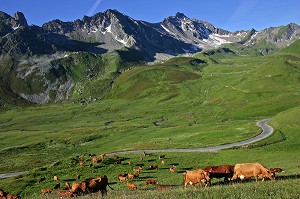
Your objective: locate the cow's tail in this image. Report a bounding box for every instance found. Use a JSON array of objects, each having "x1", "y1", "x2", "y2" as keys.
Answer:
[{"x1": 108, "y1": 183, "x2": 114, "y2": 190}]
